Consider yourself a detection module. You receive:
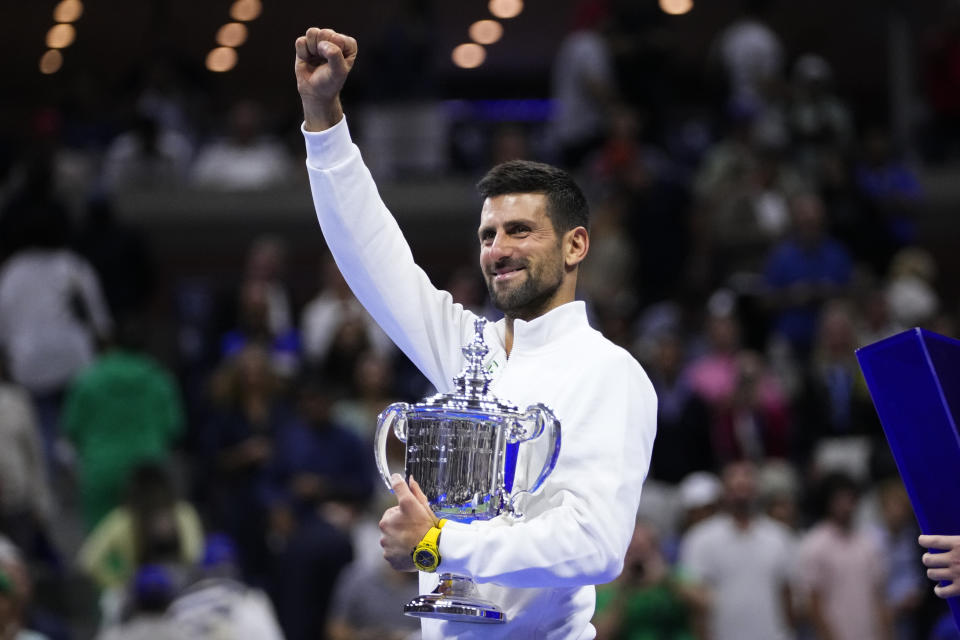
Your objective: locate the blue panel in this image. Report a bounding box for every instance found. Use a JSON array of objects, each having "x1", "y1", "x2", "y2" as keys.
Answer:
[
  {"x1": 504, "y1": 442, "x2": 519, "y2": 493},
  {"x1": 856, "y1": 328, "x2": 960, "y2": 629}
]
